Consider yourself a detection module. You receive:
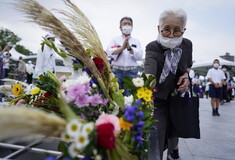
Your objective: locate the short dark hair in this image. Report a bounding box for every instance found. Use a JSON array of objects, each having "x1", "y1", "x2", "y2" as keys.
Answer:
[
  {"x1": 120, "y1": 16, "x2": 133, "y2": 26},
  {"x1": 213, "y1": 59, "x2": 219, "y2": 63},
  {"x1": 6, "y1": 52, "x2": 11, "y2": 57}
]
